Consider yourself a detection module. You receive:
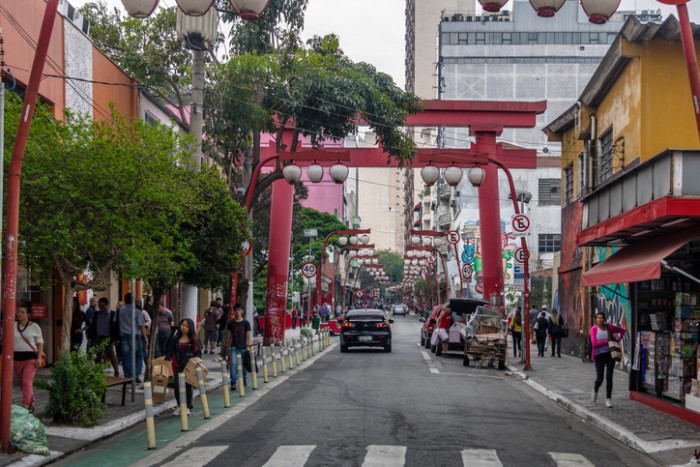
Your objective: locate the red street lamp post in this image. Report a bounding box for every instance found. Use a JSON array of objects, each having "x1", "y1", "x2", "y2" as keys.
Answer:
[
  {"x1": 317, "y1": 229, "x2": 370, "y2": 309},
  {"x1": 467, "y1": 158, "x2": 532, "y2": 370}
]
